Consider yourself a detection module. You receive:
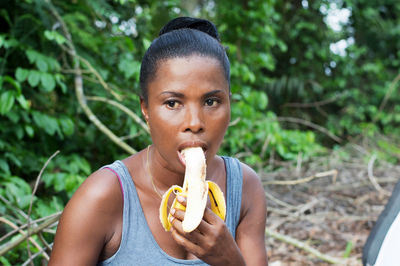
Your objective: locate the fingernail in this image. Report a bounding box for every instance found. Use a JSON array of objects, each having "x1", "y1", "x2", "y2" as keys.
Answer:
[
  {"x1": 177, "y1": 195, "x2": 185, "y2": 202},
  {"x1": 169, "y1": 216, "x2": 174, "y2": 223},
  {"x1": 170, "y1": 208, "x2": 175, "y2": 215}
]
